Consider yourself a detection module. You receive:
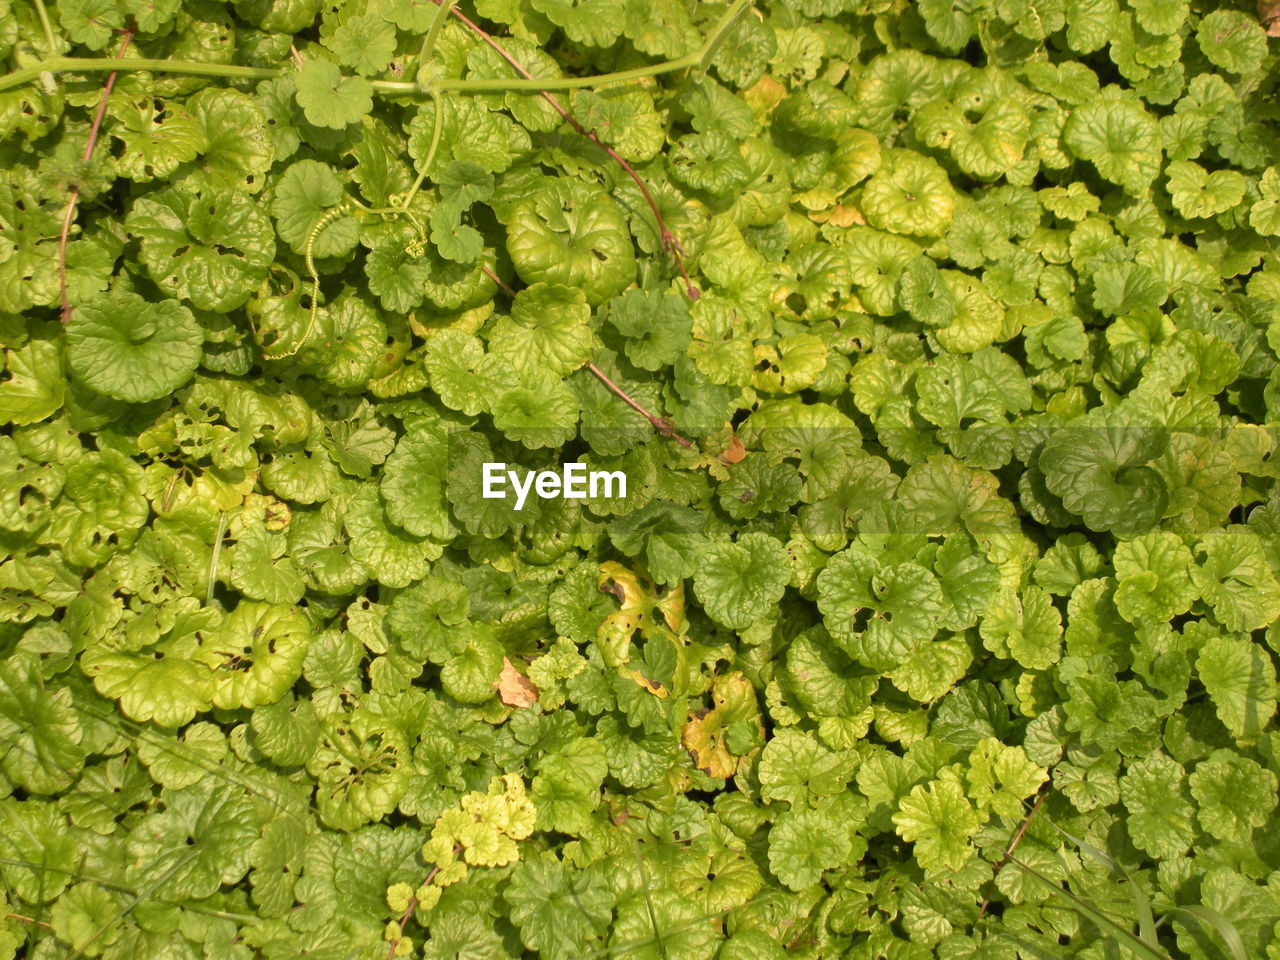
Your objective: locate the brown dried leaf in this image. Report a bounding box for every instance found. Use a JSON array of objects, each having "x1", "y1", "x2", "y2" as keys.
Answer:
[
  {"x1": 718, "y1": 433, "x2": 747, "y2": 466},
  {"x1": 1261, "y1": 0, "x2": 1280, "y2": 35},
  {"x1": 496, "y1": 657, "x2": 538, "y2": 708}
]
